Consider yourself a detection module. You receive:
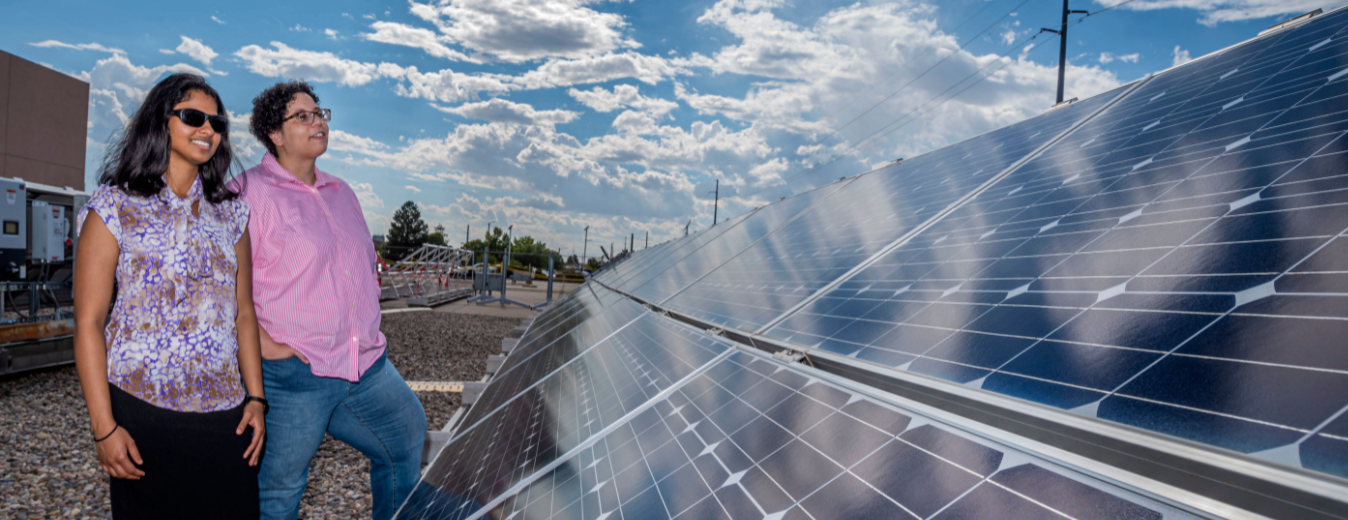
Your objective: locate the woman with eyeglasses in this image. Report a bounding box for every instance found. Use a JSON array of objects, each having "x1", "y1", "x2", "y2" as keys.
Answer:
[
  {"x1": 74, "y1": 73, "x2": 265, "y2": 518},
  {"x1": 237, "y1": 80, "x2": 425, "y2": 520}
]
